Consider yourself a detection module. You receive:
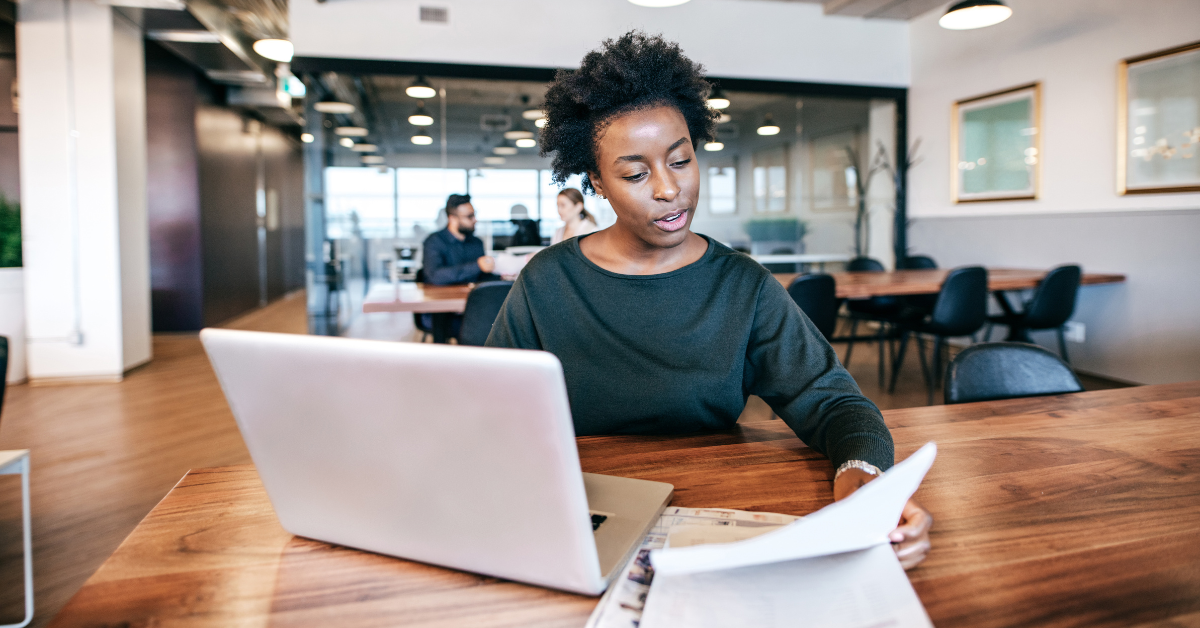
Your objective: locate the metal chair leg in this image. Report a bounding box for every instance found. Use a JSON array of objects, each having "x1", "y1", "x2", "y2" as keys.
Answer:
[
  {"x1": 877, "y1": 323, "x2": 887, "y2": 388},
  {"x1": 1058, "y1": 327, "x2": 1070, "y2": 363},
  {"x1": 889, "y1": 330, "x2": 910, "y2": 393},
  {"x1": 844, "y1": 318, "x2": 859, "y2": 365}
]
